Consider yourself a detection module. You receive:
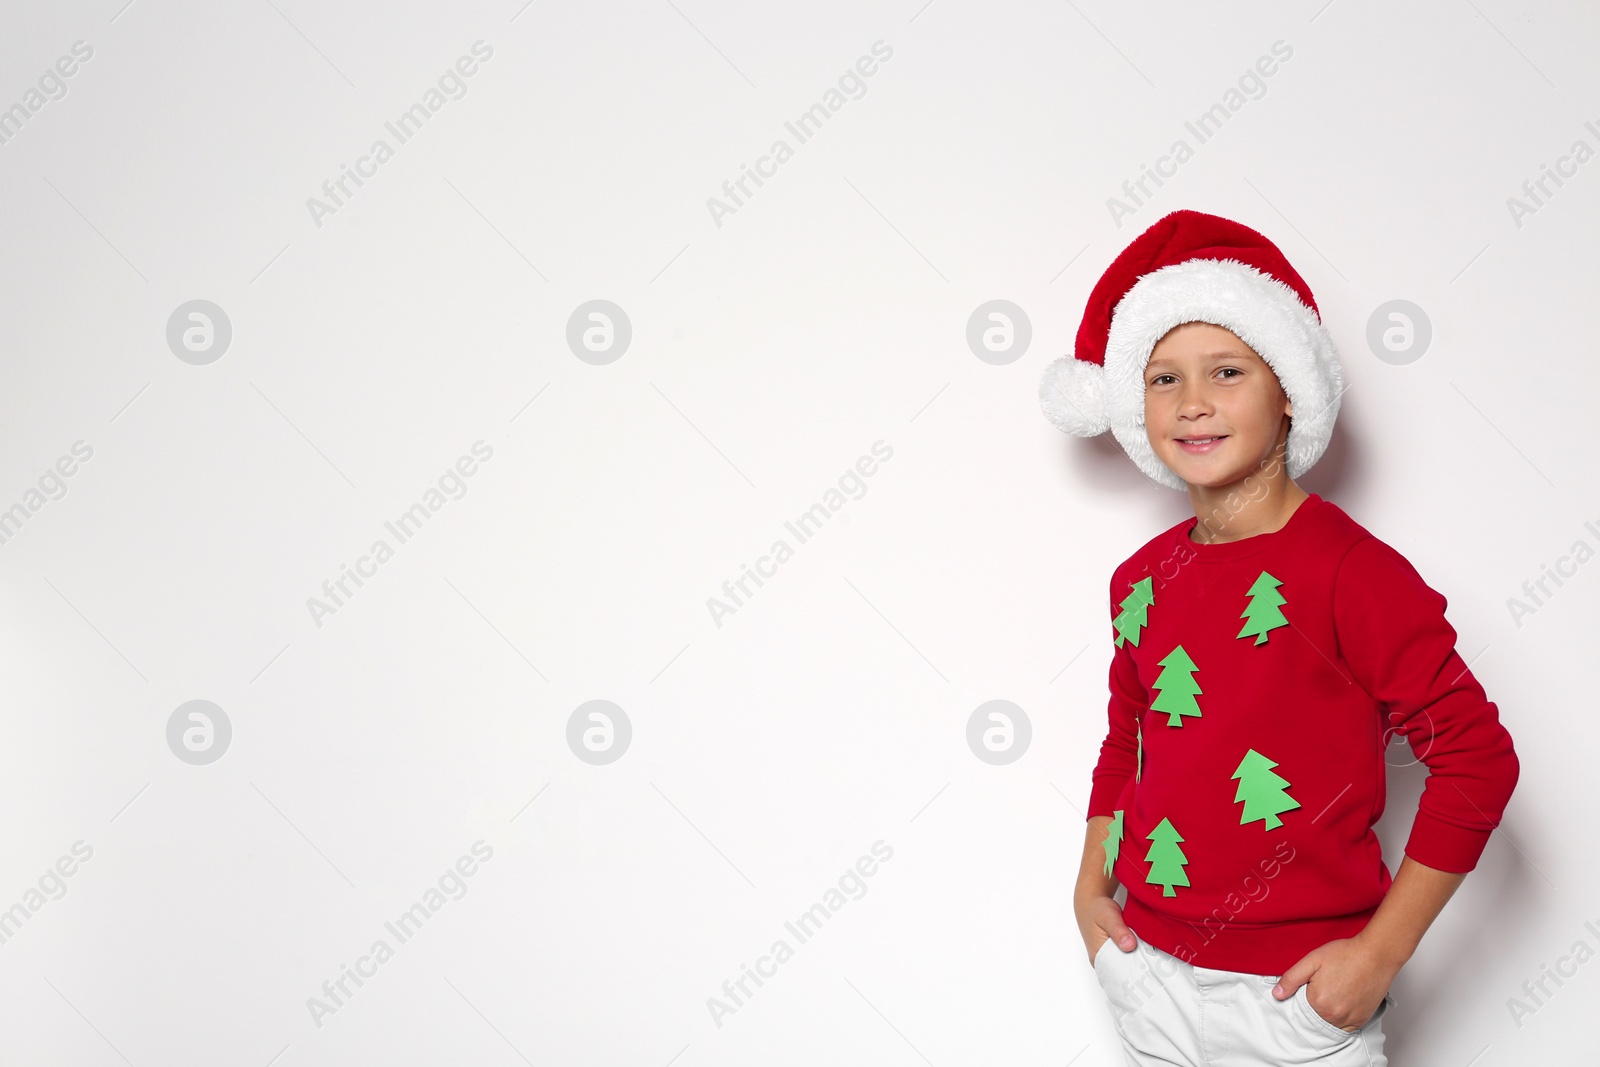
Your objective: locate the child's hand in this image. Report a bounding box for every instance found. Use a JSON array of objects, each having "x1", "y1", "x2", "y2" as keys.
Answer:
[
  {"x1": 1076, "y1": 893, "x2": 1138, "y2": 965},
  {"x1": 1271, "y1": 934, "x2": 1401, "y2": 1030}
]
